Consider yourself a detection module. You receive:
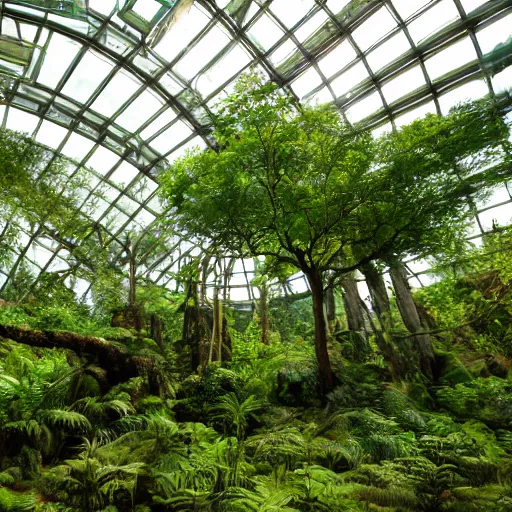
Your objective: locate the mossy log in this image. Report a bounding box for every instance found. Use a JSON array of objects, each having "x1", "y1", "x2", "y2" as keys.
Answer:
[{"x1": 0, "y1": 323, "x2": 158, "y2": 386}]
